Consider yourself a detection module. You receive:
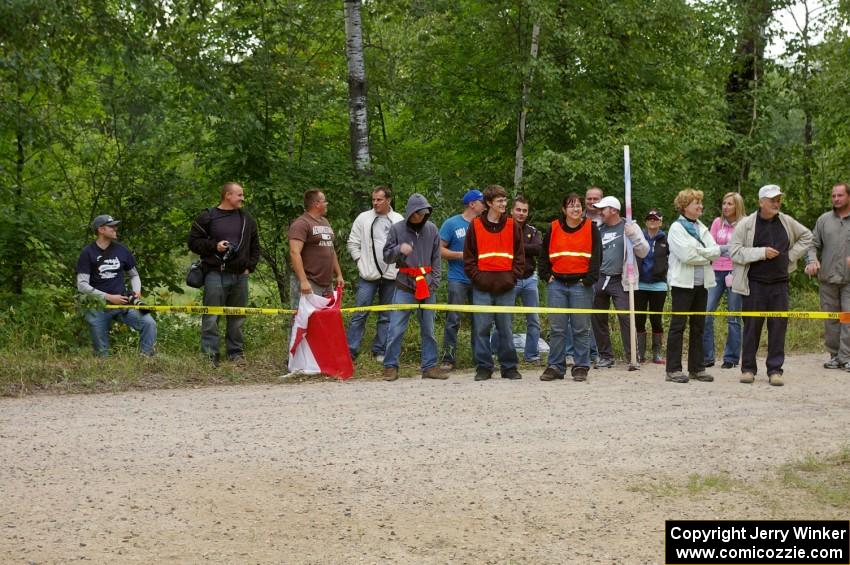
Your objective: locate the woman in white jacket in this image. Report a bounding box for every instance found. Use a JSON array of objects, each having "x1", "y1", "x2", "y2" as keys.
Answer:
[{"x1": 665, "y1": 189, "x2": 721, "y2": 383}]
